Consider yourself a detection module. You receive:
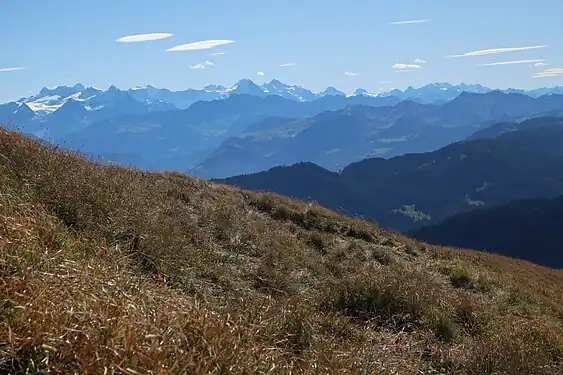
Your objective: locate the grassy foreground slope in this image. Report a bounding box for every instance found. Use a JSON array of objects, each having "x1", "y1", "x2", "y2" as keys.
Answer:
[{"x1": 0, "y1": 128, "x2": 562, "y2": 374}]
